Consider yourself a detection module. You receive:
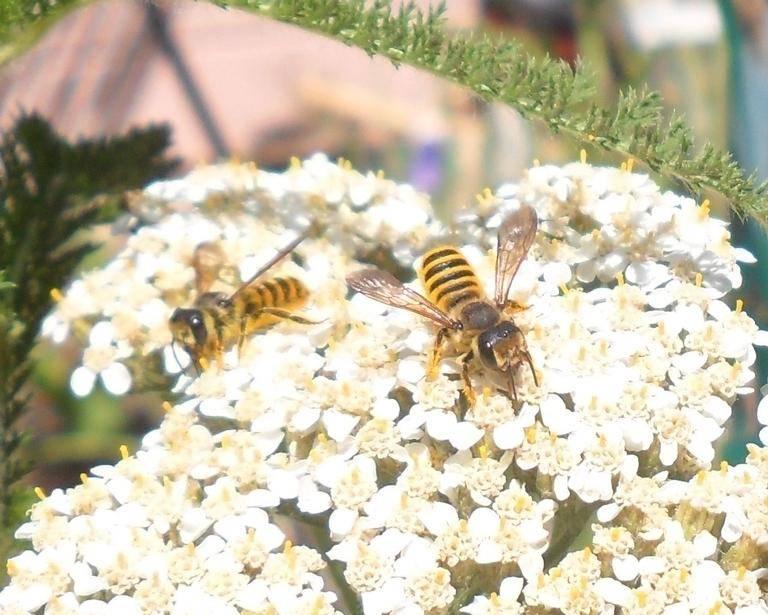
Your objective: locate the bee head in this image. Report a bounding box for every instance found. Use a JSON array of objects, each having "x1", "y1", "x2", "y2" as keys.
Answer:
[
  {"x1": 169, "y1": 307, "x2": 208, "y2": 351},
  {"x1": 476, "y1": 320, "x2": 524, "y2": 370}
]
